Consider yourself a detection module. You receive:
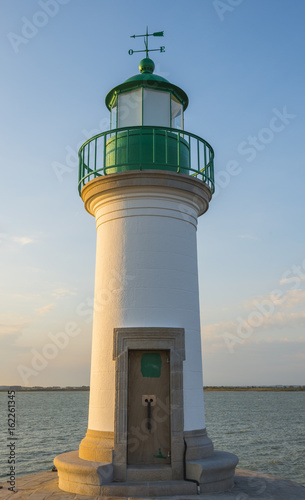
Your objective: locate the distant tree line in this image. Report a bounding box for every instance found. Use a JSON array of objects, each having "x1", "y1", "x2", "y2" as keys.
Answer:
[{"x1": 203, "y1": 386, "x2": 305, "y2": 391}]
